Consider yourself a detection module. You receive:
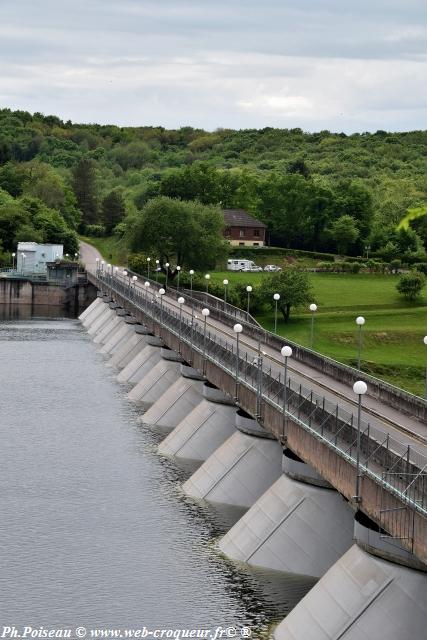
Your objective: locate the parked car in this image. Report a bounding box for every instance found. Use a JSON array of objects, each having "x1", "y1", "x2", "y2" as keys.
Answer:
[
  {"x1": 264, "y1": 264, "x2": 282, "y2": 272},
  {"x1": 227, "y1": 259, "x2": 262, "y2": 272}
]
